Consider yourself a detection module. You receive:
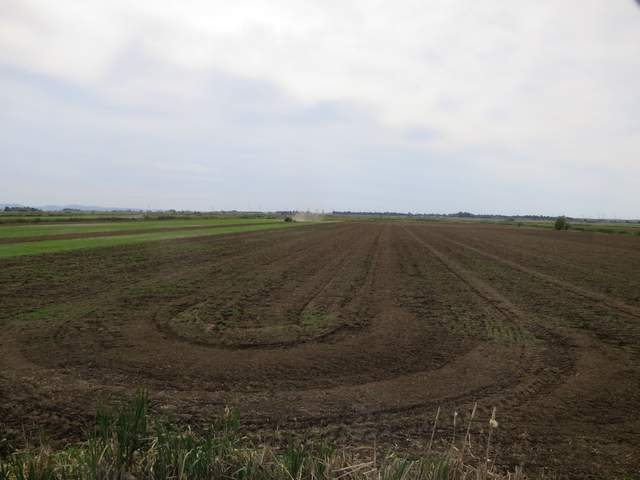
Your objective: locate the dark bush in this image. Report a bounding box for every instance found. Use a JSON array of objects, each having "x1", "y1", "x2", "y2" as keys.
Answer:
[{"x1": 554, "y1": 216, "x2": 570, "y2": 230}]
